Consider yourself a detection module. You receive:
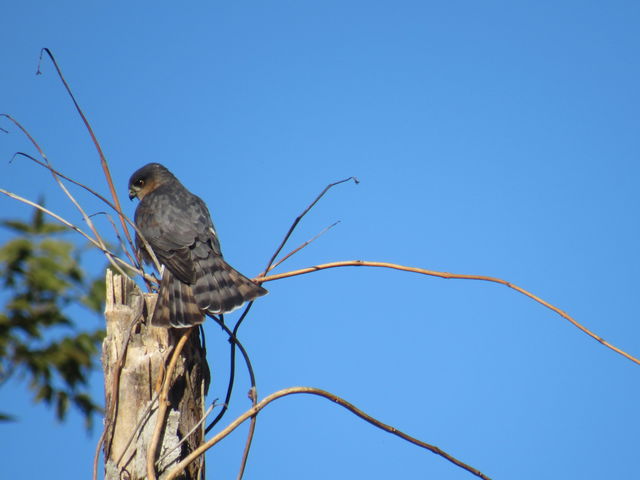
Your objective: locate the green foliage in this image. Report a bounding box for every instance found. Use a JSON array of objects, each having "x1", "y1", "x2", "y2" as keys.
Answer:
[{"x1": 0, "y1": 204, "x2": 106, "y2": 429}]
